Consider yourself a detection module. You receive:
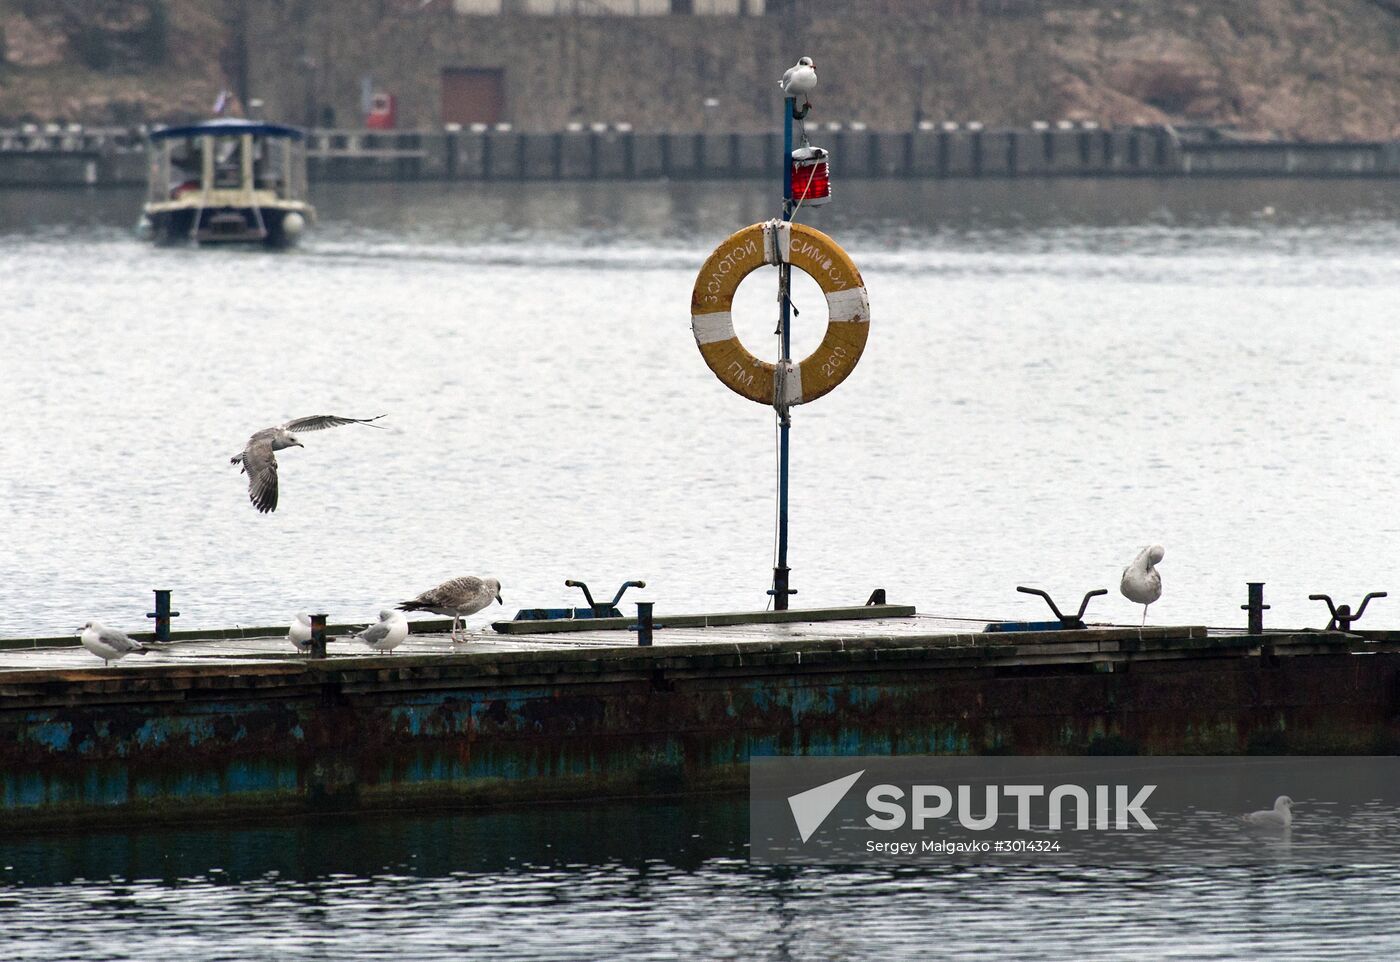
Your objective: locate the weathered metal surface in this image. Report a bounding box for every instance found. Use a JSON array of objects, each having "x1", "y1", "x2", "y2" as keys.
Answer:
[
  {"x1": 495, "y1": 604, "x2": 915, "y2": 634},
  {"x1": 1, "y1": 619, "x2": 1397, "y2": 829}
]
